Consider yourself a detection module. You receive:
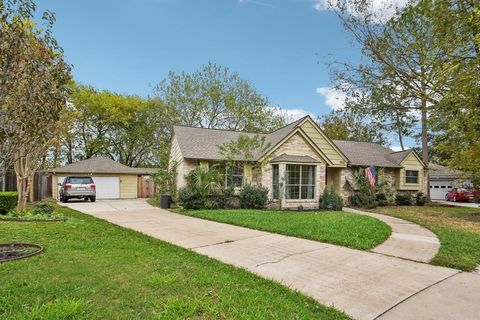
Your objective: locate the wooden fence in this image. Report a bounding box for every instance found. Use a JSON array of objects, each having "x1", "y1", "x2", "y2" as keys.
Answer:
[
  {"x1": 137, "y1": 177, "x2": 156, "y2": 198},
  {"x1": 1, "y1": 171, "x2": 52, "y2": 202}
]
